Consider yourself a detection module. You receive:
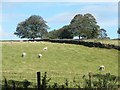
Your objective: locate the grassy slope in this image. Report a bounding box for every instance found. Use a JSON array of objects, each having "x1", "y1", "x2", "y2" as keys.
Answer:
[{"x1": 2, "y1": 42, "x2": 118, "y2": 85}]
